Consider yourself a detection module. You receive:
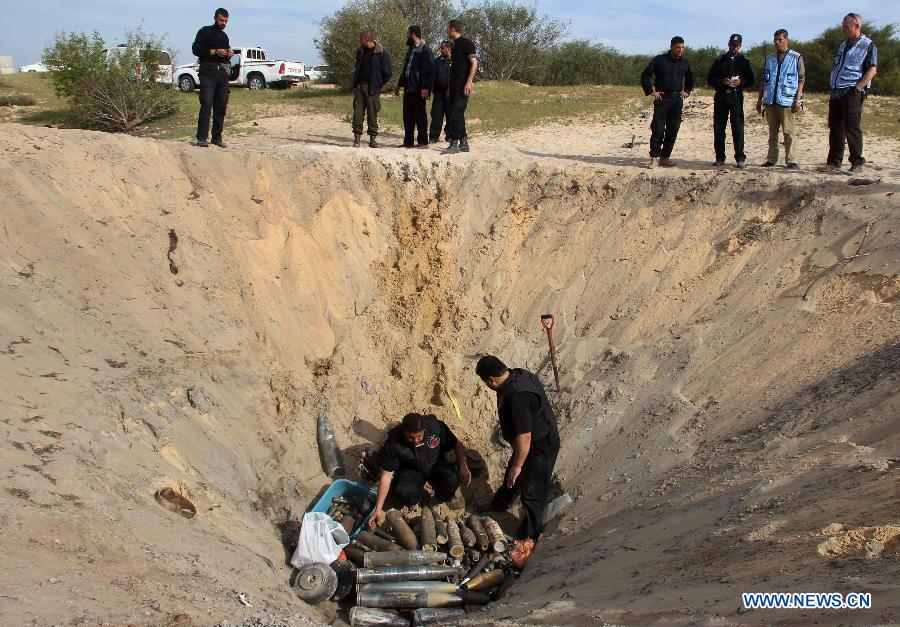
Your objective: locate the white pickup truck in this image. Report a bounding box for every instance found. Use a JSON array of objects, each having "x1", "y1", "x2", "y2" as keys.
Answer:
[{"x1": 174, "y1": 46, "x2": 305, "y2": 92}]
